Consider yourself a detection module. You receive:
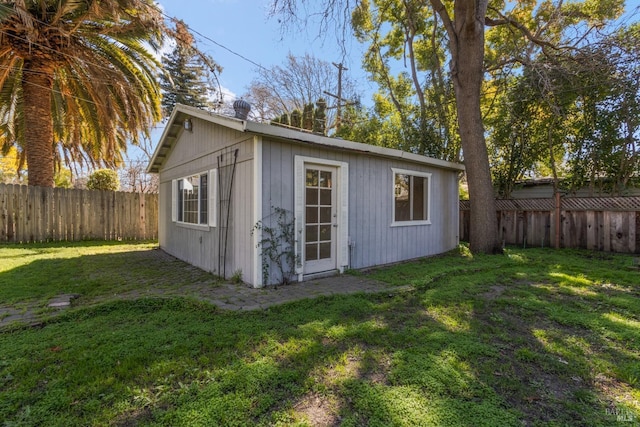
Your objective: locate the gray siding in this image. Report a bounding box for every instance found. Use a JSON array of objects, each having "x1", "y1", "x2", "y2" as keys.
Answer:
[
  {"x1": 261, "y1": 138, "x2": 460, "y2": 272},
  {"x1": 158, "y1": 117, "x2": 255, "y2": 282}
]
